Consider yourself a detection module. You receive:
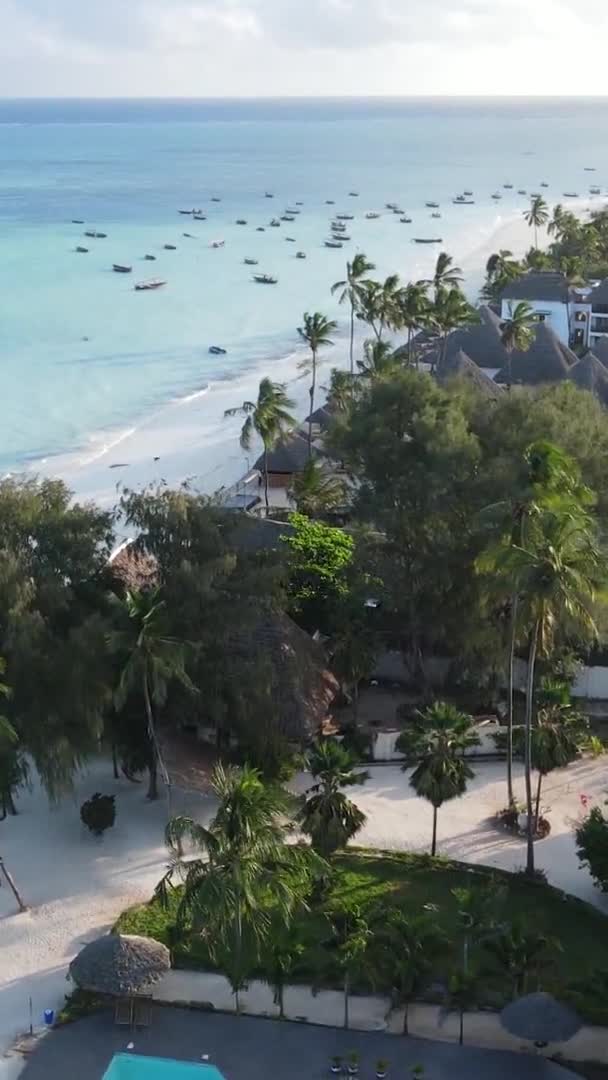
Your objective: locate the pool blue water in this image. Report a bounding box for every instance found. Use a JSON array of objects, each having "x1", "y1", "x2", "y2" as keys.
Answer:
[{"x1": 103, "y1": 1053, "x2": 226, "y2": 1080}]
